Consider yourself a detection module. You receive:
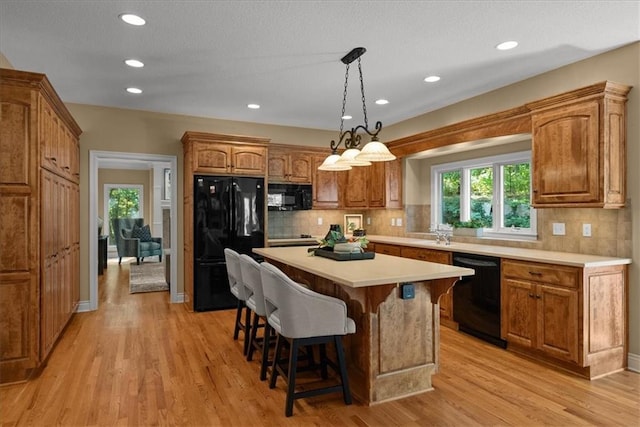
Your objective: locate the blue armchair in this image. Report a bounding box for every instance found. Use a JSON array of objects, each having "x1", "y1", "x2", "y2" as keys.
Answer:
[{"x1": 111, "y1": 218, "x2": 163, "y2": 265}]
